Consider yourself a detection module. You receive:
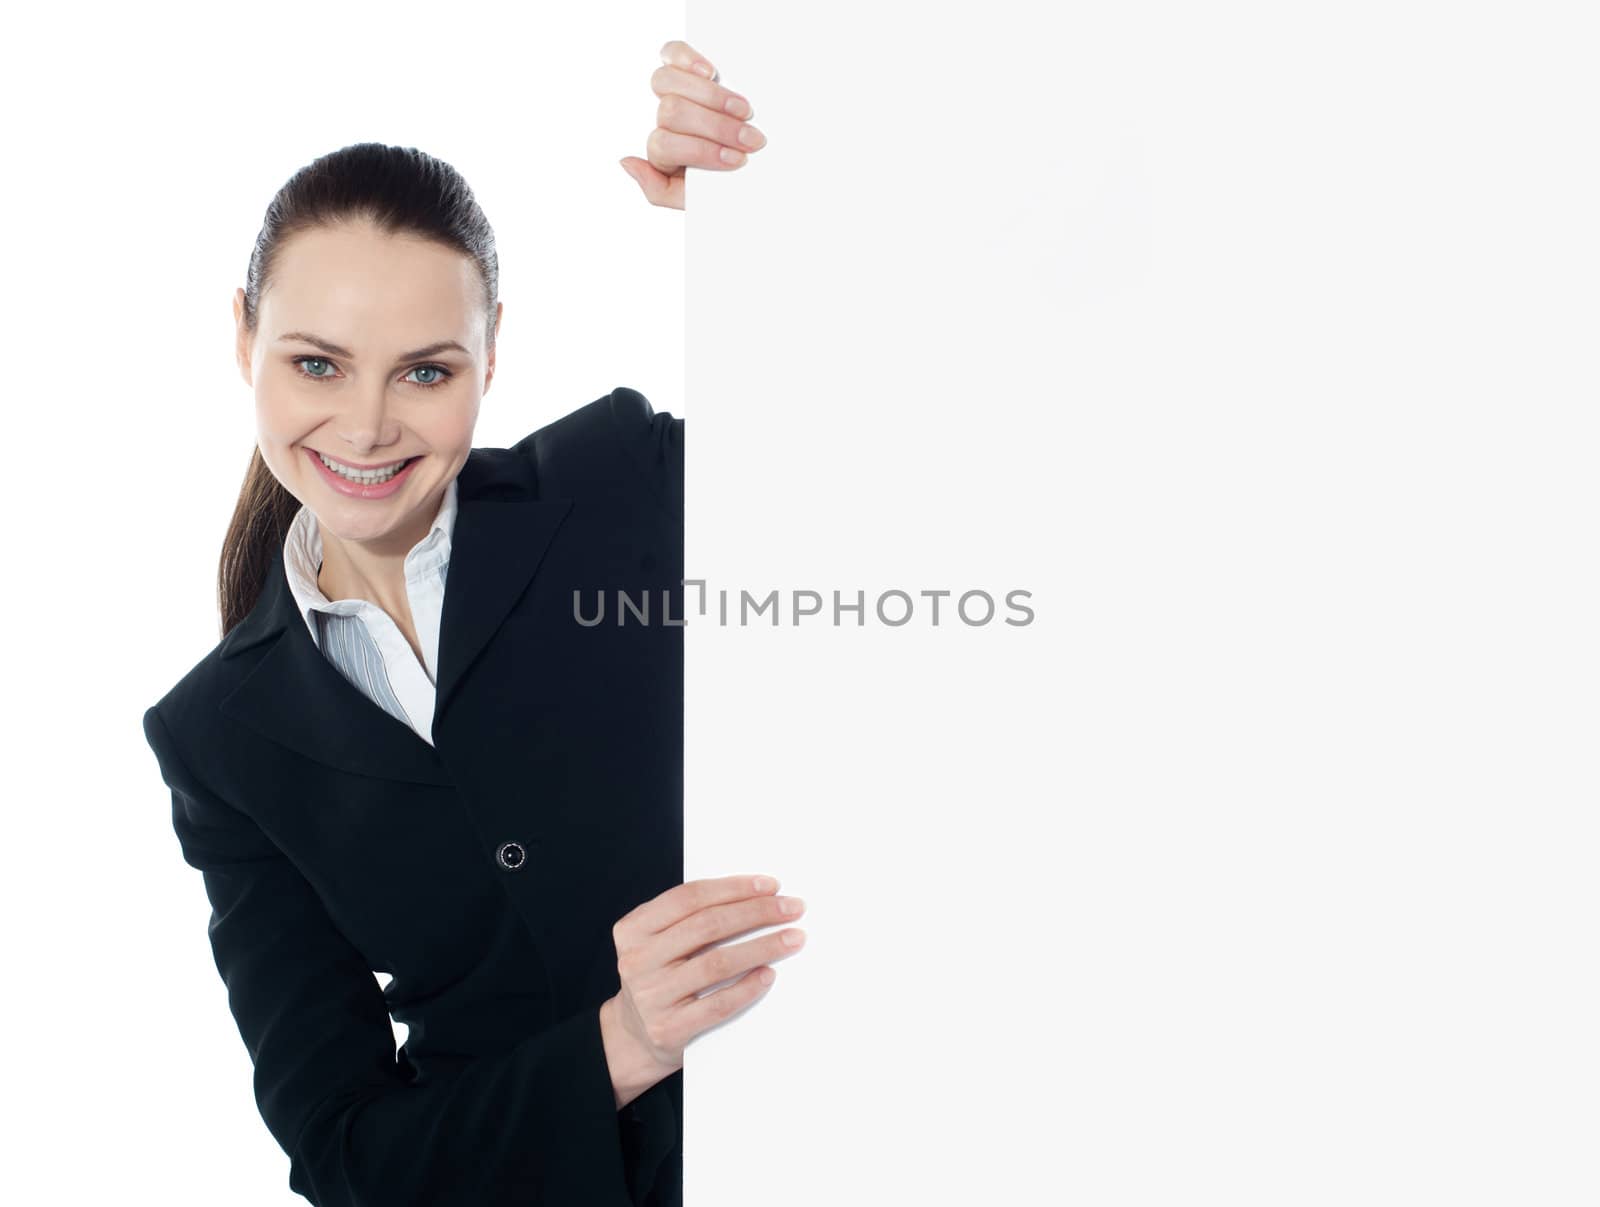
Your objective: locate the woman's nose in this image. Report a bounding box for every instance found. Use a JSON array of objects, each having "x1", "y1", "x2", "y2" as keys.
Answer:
[{"x1": 334, "y1": 389, "x2": 397, "y2": 451}]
